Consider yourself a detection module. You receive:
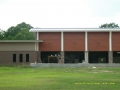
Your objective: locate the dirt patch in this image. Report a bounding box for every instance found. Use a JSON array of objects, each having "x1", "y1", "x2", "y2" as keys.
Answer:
[{"x1": 99, "y1": 70, "x2": 113, "y2": 73}]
